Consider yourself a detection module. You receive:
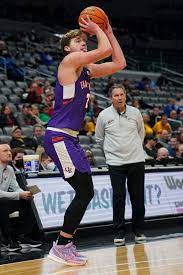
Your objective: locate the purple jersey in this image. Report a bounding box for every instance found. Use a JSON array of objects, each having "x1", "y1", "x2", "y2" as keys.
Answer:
[{"x1": 48, "y1": 67, "x2": 90, "y2": 131}]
